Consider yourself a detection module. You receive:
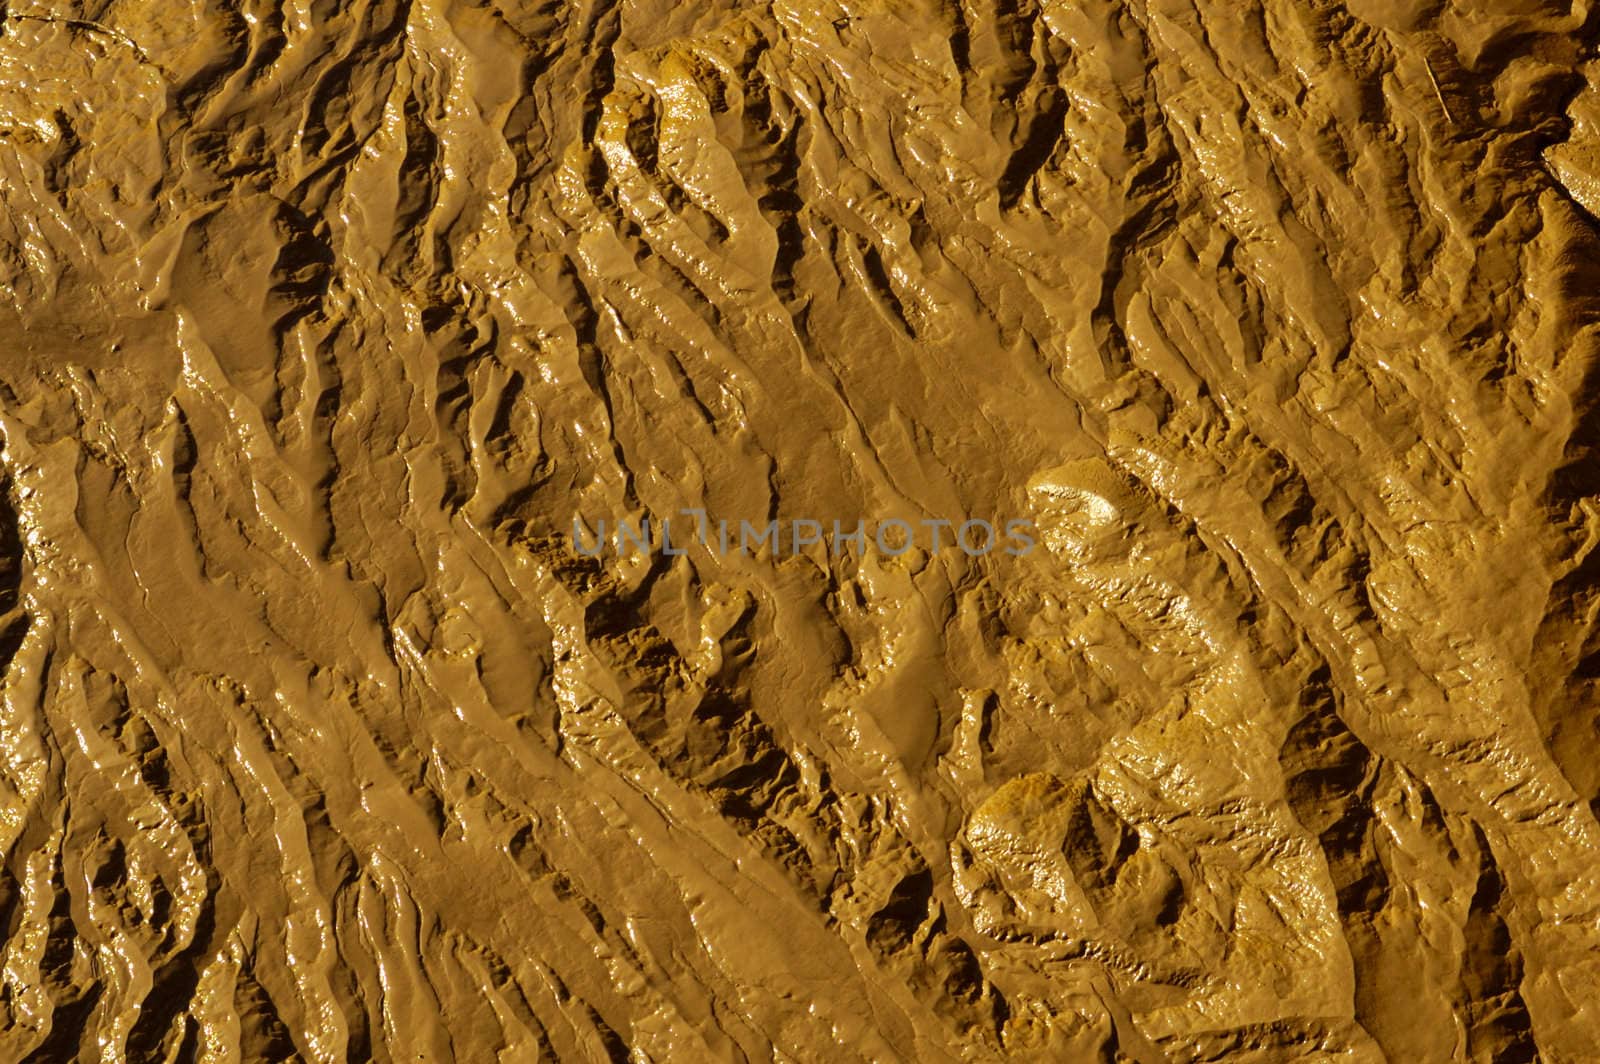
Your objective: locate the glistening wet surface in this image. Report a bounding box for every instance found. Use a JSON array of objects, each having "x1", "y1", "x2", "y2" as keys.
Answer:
[{"x1": 3, "y1": 1, "x2": 1600, "y2": 1060}]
